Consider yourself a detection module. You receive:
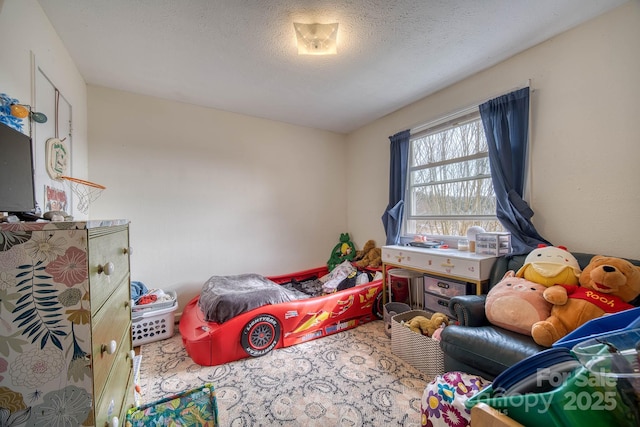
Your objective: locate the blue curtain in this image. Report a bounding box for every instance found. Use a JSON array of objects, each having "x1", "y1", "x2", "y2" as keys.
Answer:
[
  {"x1": 381, "y1": 129, "x2": 410, "y2": 245},
  {"x1": 479, "y1": 87, "x2": 551, "y2": 254}
]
